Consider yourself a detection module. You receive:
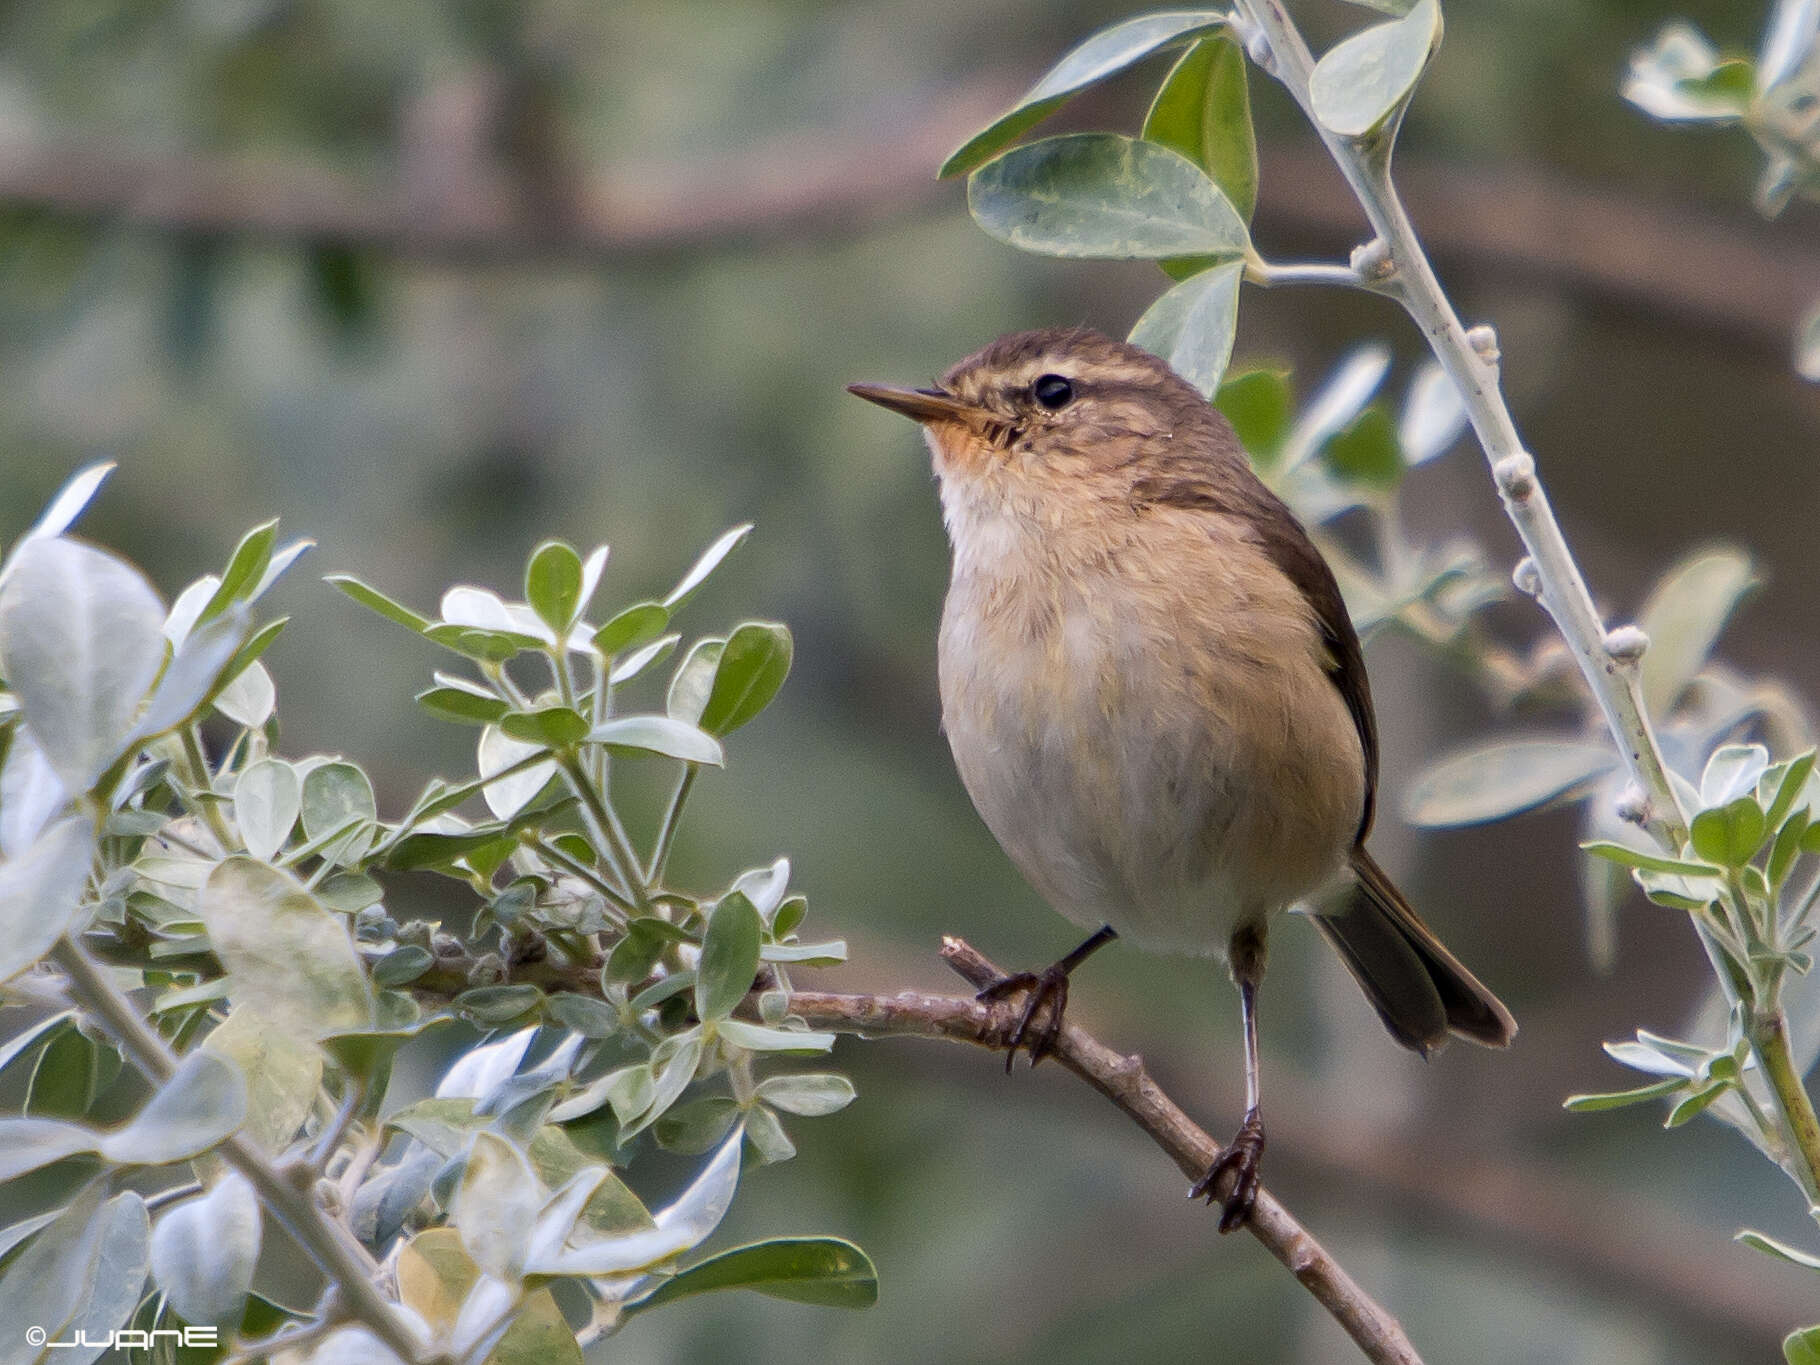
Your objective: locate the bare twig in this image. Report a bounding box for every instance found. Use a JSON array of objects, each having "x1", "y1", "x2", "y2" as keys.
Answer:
[{"x1": 788, "y1": 935, "x2": 1424, "y2": 1365}]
